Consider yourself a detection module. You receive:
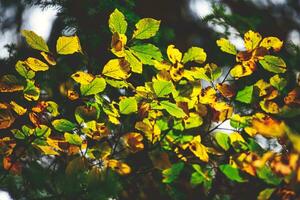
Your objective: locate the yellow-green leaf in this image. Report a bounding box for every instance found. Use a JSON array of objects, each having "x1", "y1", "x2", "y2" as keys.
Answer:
[
  {"x1": 182, "y1": 47, "x2": 207, "y2": 64},
  {"x1": 216, "y1": 38, "x2": 237, "y2": 55},
  {"x1": 80, "y1": 77, "x2": 106, "y2": 96},
  {"x1": 130, "y1": 44, "x2": 163, "y2": 65},
  {"x1": 153, "y1": 80, "x2": 174, "y2": 97},
  {"x1": 124, "y1": 49, "x2": 143, "y2": 74},
  {"x1": 119, "y1": 97, "x2": 137, "y2": 115},
  {"x1": 64, "y1": 132, "x2": 83, "y2": 146},
  {"x1": 244, "y1": 30, "x2": 262, "y2": 51},
  {"x1": 21, "y1": 30, "x2": 49, "y2": 52},
  {"x1": 109, "y1": 9, "x2": 127, "y2": 34},
  {"x1": 132, "y1": 18, "x2": 160, "y2": 39},
  {"x1": 23, "y1": 80, "x2": 40, "y2": 101},
  {"x1": 56, "y1": 35, "x2": 82, "y2": 55},
  {"x1": 24, "y1": 57, "x2": 49, "y2": 71},
  {"x1": 71, "y1": 71, "x2": 94, "y2": 85},
  {"x1": 160, "y1": 101, "x2": 186, "y2": 118},
  {"x1": 259, "y1": 55, "x2": 286, "y2": 73},
  {"x1": 236, "y1": 85, "x2": 253, "y2": 104},
  {"x1": 15, "y1": 61, "x2": 35, "y2": 79},
  {"x1": 102, "y1": 59, "x2": 131, "y2": 80},
  {"x1": 52, "y1": 119, "x2": 76, "y2": 132}
]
